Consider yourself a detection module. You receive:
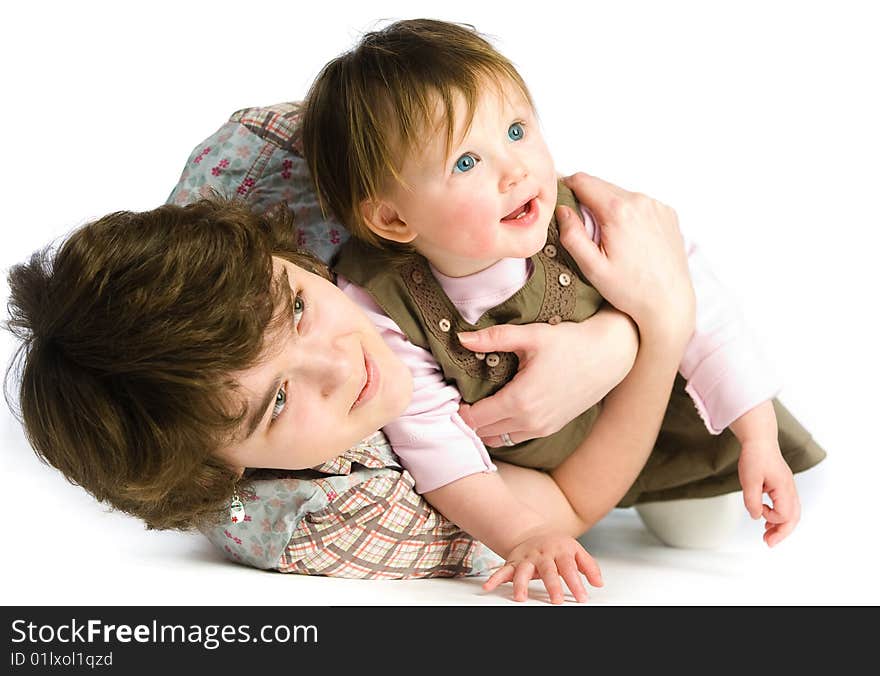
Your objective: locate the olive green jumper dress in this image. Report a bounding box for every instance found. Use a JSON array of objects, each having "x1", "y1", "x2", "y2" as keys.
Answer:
[{"x1": 334, "y1": 182, "x2": 826, "y2": 506}]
